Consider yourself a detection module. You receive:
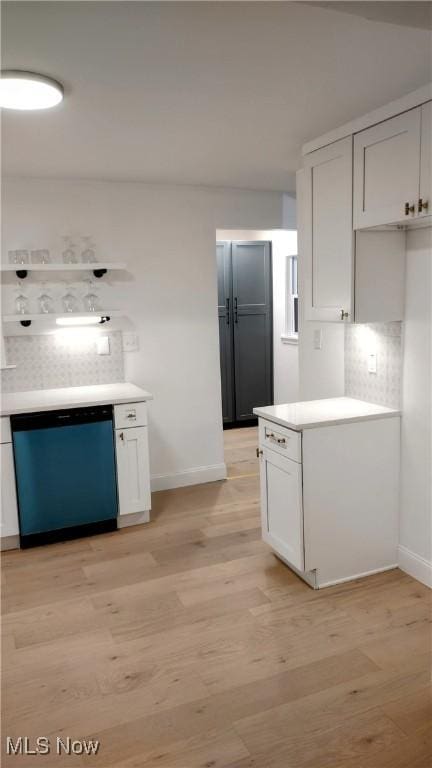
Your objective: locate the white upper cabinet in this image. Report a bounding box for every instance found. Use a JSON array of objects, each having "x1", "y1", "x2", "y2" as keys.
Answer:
[
  {"x1": 419, "y1": 100, "x2": 431, "y2": 220},
  {"x1": 354, "y1": 104, "x2": 431, "y2": 228},
  {"x1": 300, "y1": 88, "x2": 431, "y2": 323},
  {"x1": 302, "y1": 136, "x2": 353, "y2": 322},
  {"x1": 300, "y1": 143, "x2": 406, "y2": 324}
]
